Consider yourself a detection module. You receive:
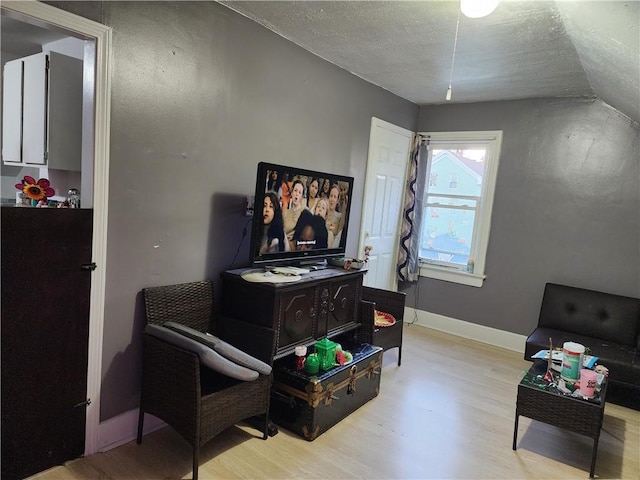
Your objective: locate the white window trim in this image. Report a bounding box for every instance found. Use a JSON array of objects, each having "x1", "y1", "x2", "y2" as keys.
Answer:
[{"x1": 418, "y1": 130, "x2": 503, "y2": 287}]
